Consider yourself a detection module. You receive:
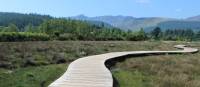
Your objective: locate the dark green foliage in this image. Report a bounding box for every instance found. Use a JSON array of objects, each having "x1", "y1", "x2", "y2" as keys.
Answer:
[
  {"x1": 195, "y1": 31, "x2": 200, "y2": 41},
  {"x1": 127, "y1": 28, "x2": 147, "y2": 41},
  {"x1": 0, "y1": 32, "x2": 50, "y2": 42},
  {"x1": 39, "y1": 19, "x2": 147, "y2": 41},
  {"x1": 0, "y1": 12, "x2": 52, "y2": 30},
  {"x1": 149, "y1": 27, "x2": 196, "y2": 41},
  {"x1": 24, "y1": 24, "x2": 41, "y2": 33},
  {"x1": 157, "y1": 20, "x2": 200, "y2": 31},
  {"x1": 150, "y1": 27, "x2": 162, "y2": 40},
  {"x1": 162, "y1": 29, "x2": 194, "y2": 41},
  {"x1": 2, "y1": 23, "x2": 19, "y2": 32}
]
